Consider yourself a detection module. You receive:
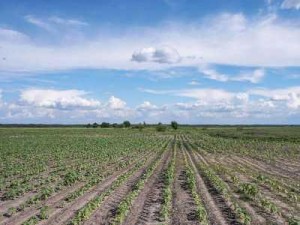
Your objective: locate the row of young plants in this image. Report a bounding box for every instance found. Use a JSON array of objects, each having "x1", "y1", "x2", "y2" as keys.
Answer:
[
  {"x1": 0, "y1": 130, "x2": 166, "y2": 195},
  {"x1": 180, "y1": 139, "x2": 209, "y2": 225},
  {"x1": 214, "y1": 162, "x2": 299, "y2": 205},
  {"x1": 4, "y1": 136, "x2": 168, "y2": 224},
  {"x1": 210, "y1": 162, "x2": 300, "y2": 224},
  {"x1": 63, "y1": 150, "x2": 156, "y2": 203},
  {"x1": 181, "y1": 136, "x2": 253, "y2": 225},
  {"x1": 16, "y1": 142, "x2": 166, "y2": 225},
  {"x1": 20, "y1": 205, "x2": 50, "y2": 225},
  {"x1": 159, "y1": 139, "x2": 176, "y2": 222},
  {"x1": 62, "y1": 139, "x2": 168, "y2": 204},
  {"x1": 198, "y1": 164, "x2": 252, "y2": 224},
  {"x1": 188, "y1": 132, "x2": 300, "y2": 161},
  {"x1": 68, "y1": 141, "x2": 170, "y2": 225},
  {"x1": 111, "y1": 141, "x2": 173, "y2": 225}
]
